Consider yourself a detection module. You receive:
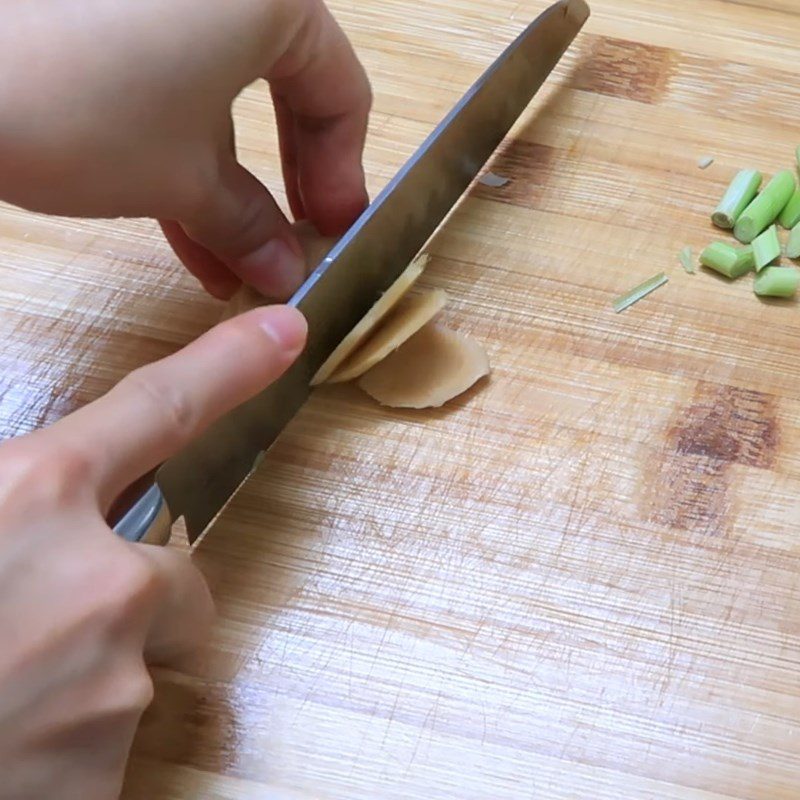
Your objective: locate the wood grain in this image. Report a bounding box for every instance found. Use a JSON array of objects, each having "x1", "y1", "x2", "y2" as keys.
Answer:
[{"x1": 2, "y1": 0, "x2": 800, "y2": 798}]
